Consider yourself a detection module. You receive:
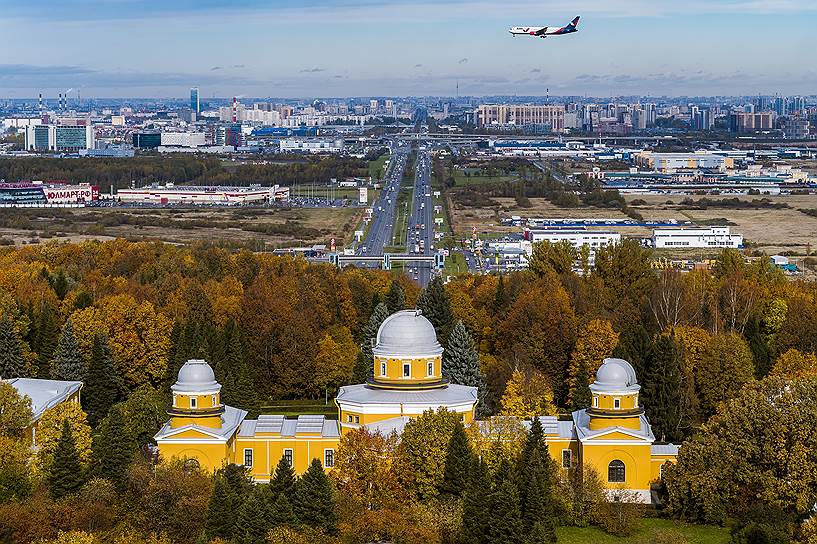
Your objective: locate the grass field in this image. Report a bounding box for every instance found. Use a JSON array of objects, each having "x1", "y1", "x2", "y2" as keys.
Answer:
[
  {"x1": 453, "y1": 169, "x2": 520, "y2": 187},
  {"x1": 368, "y1": 153, "x2": 390, "y2": 181},
  {"x1": 260, "y1": 399, "x2": 337, "y2": 419},
  {"x1": 557, "y1": 518, "x2": 729, "y2": 544},
  {"x1": 0, "y1": 207, "x2": 363, "y2": 249}
]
